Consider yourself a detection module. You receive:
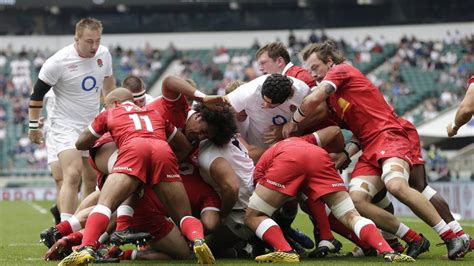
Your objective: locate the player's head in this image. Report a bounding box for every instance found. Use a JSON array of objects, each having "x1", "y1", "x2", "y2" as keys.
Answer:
[
  {"x1": 301, "y1": 40, "x2": 345, "y2": 82},
  {"x1": 74, "y1": 17, "x2": 103, "y2": 58},
  {"x1": 189, "y1": 104, "x2": 237, "y2": 146},
  {"x1": 104, "y1": 87, "x2": 134, "y2": 108},
  {"x1": 261, "y1": 74, "x2": 294, "y2": 108},
  {"x1": 256, "y1": 42, "x2": 291, "y2": 75},
  {"x1": 122, "y1": 75, "x2": 146, "y2": 107}
]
